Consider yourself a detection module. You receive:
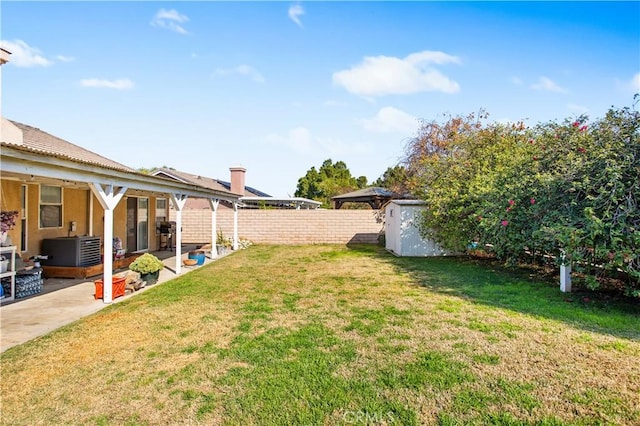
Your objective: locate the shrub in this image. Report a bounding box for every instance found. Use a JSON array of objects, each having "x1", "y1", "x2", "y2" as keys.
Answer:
[
  {"x1": 129, "y1": 253, "x2": 164, "y2": 274},
  {"x1": 404, "y1": 100, "x2": 639, "y2": 296}
]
